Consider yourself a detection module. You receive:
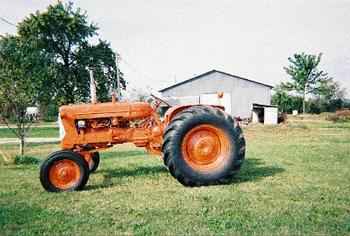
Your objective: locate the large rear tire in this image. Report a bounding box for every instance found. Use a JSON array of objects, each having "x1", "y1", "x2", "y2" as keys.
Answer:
[
  {"x1": 40, "y1": 150, "x2": 90, "y2": 192},
  {"x1": 162, "y1": 106, "x2": 245, "y2": 186}
]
